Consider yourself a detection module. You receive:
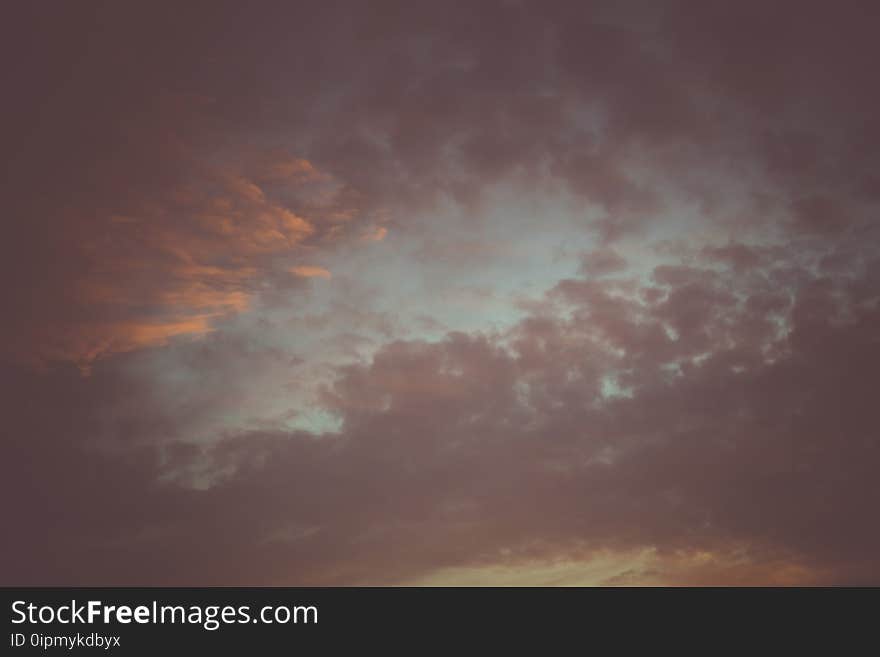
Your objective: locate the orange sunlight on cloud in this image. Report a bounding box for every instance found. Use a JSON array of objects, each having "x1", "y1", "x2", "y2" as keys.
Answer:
[{"x1": 289, "y1": 265, "x2": 333, "y2": 279}]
